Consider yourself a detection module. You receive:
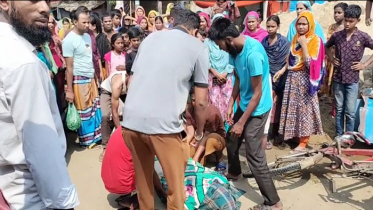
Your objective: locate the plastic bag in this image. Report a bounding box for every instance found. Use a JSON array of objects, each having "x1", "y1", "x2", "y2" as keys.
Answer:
[{"x1": 66, "y1": 103, "x2": 81, "y2": 131}]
